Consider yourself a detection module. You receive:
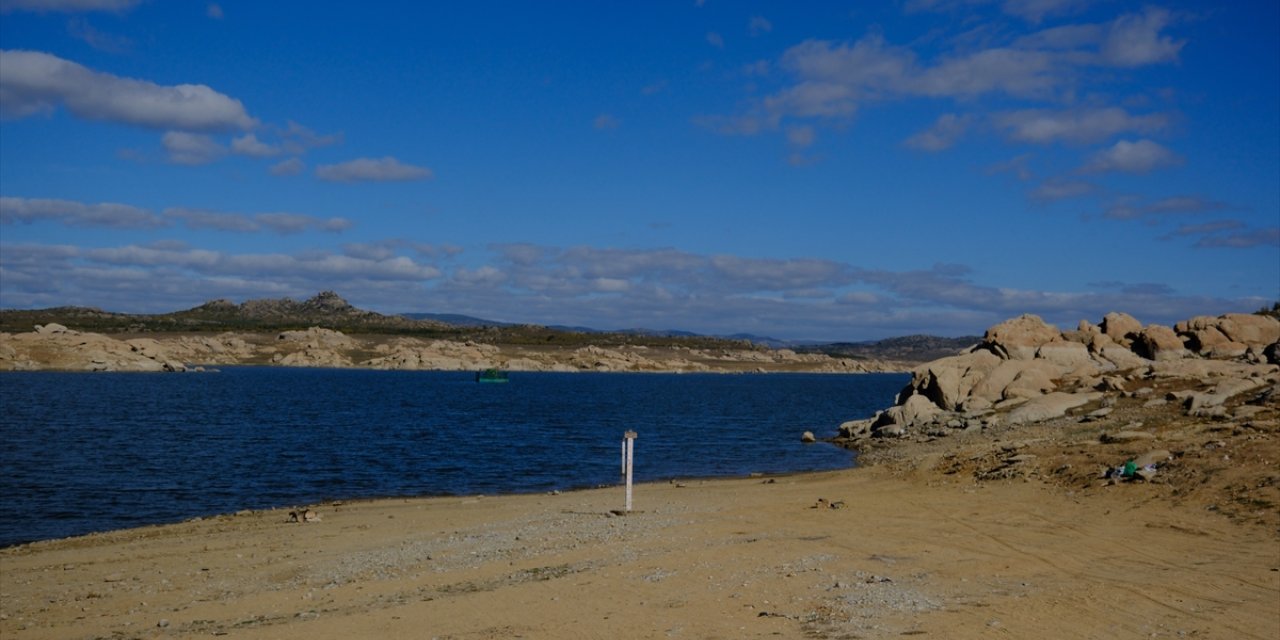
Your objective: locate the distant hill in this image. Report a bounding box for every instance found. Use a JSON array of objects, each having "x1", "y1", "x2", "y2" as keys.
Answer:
[
  {"x1": 798, "y1": 335, "x2": 981, "y2": 363},
  {"x1": 0, "y1": 292, "x2": 757, "y2": 351},
  {"x1": 401, "y1": 312, "x2": 511, "y2": 327},
  {"x1": 1, "y1": 291, "x2": 977, "y2": 361},
  {"x1": 0, "y1": 291, "x2": 450, "y2": 335}
]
